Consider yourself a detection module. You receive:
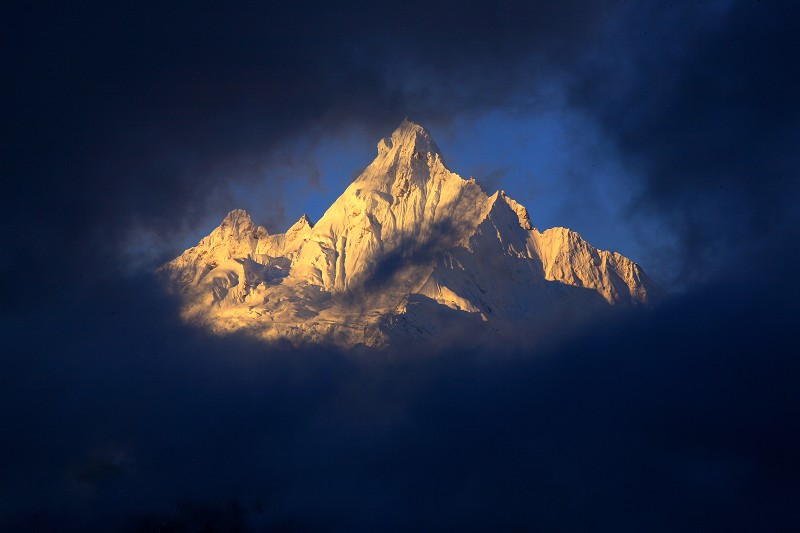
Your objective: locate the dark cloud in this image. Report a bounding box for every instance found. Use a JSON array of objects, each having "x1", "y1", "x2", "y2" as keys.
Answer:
[
  {"x1": 566, "y1": 1, "x2": 800, "y2": 284},
  {"x1": 470, "y1": 165, "x2": 511, "y2": 195},
  {"x1": 2, "y1": 0, "x2": 799, "y2": 529},
  {"x1": 2, "y1": 0, "x2": 632, "y2": 312},
  {"x1": 7, "y1": 1, "x2": 793, "y2": 286},
  {"x1": 3, "y1": 0, "x2": 621, "y2": 253},
  {"x1": 2, "y1": 248, "x2": 798, "y2": 530}
]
